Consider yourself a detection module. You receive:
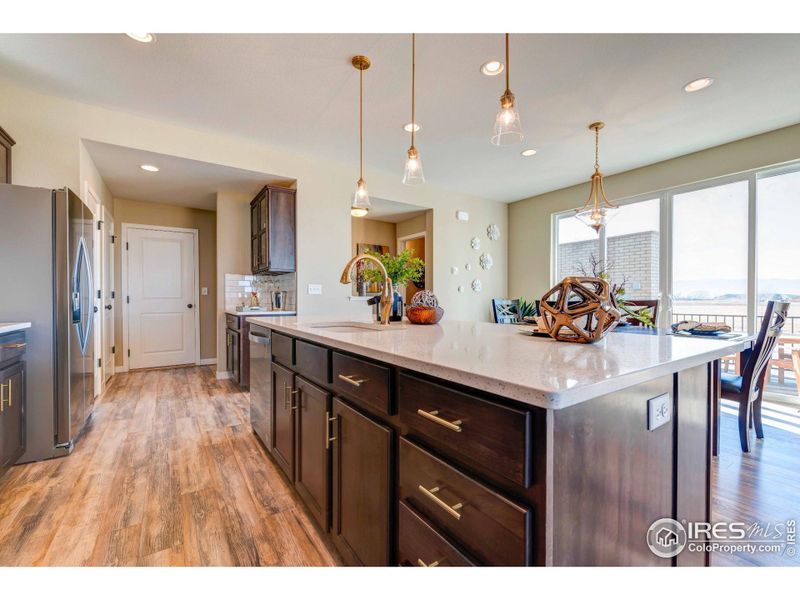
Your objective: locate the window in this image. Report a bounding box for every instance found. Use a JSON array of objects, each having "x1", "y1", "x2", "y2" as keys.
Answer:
[
  {"x1": 604, "y1": 198, "x2": 660, "y2": 301},
  {"x1": 555, "y1": 214, "x2": 599, "y2": 281}
]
